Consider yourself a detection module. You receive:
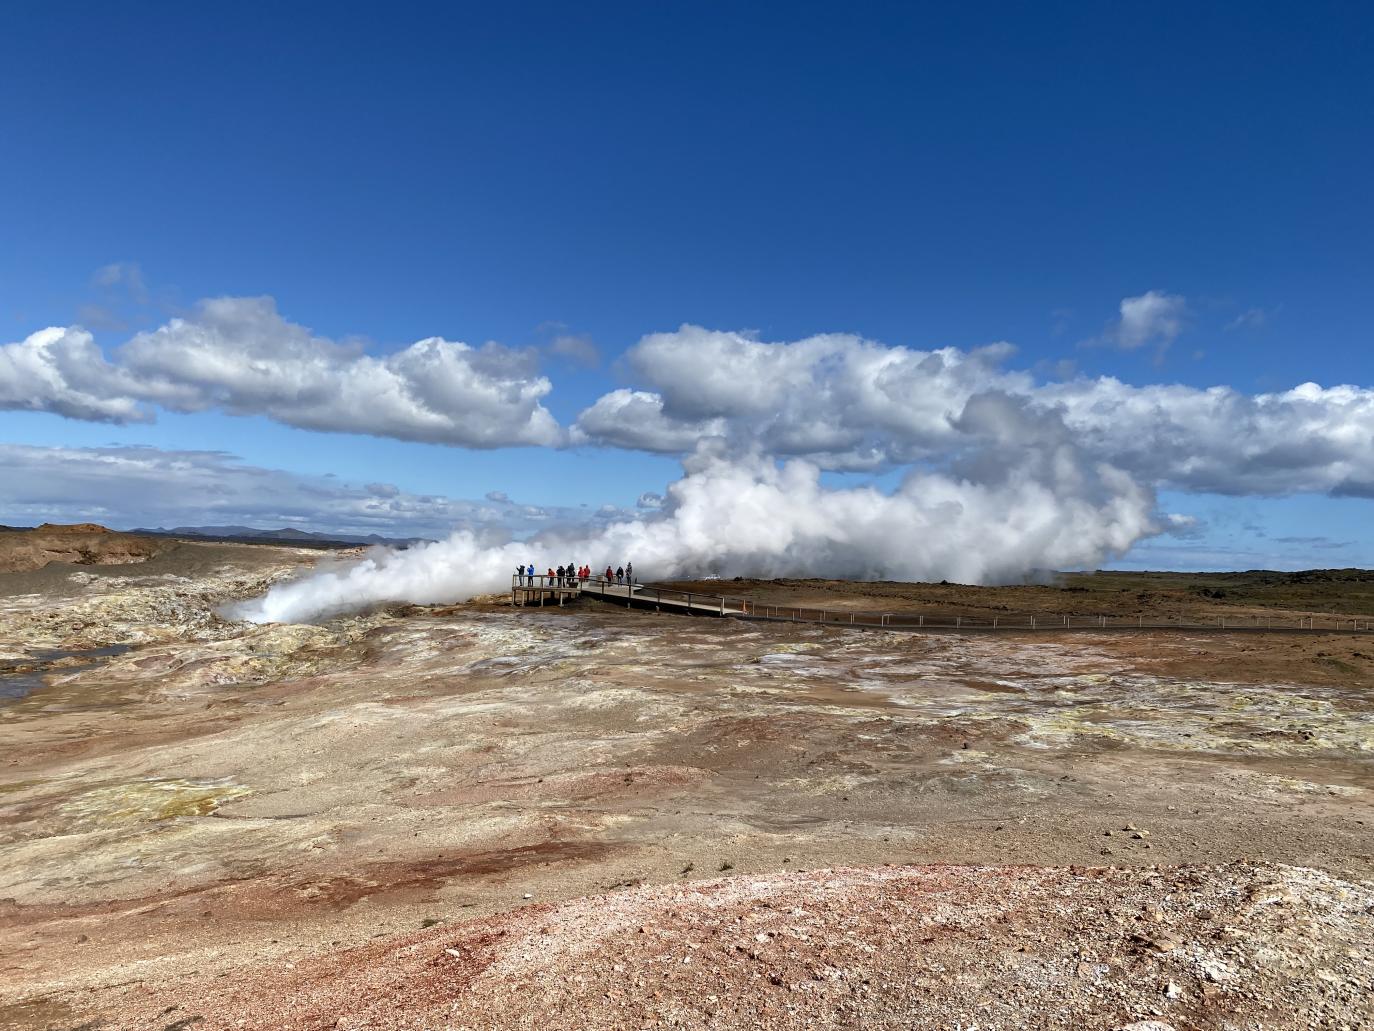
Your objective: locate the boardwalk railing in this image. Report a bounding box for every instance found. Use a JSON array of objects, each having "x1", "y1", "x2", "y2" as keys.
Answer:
[
  {"x1": 731, "y1": 604, "x2": 1374, "y2": 633},
  {"x1": 514, "y1": 576, "x2": 1374, "y2": 633}
]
